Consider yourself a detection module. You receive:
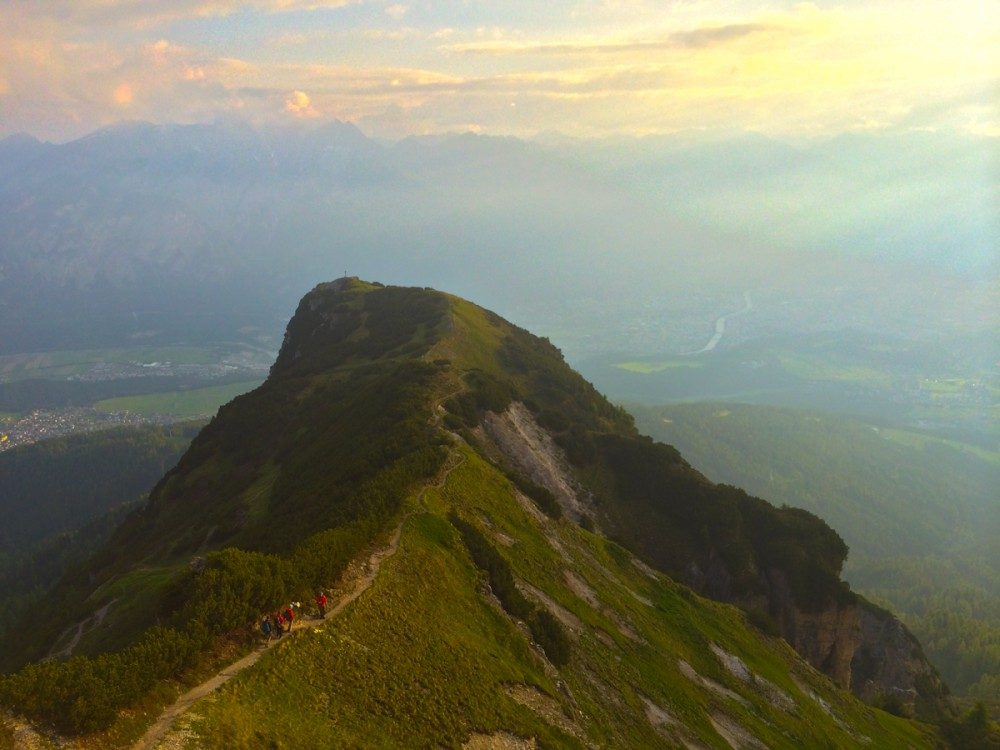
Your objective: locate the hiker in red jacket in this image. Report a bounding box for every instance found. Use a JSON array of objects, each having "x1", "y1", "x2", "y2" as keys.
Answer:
[
  {"x1": 272, "y1": 612, "x2": 284, "y2": 638},
  {"x1": 283, "y1": 604, "x2": 295, "y2": 632},
  {"x1": 315, "y1": 591, "x2": 328, "y2": 619}
]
